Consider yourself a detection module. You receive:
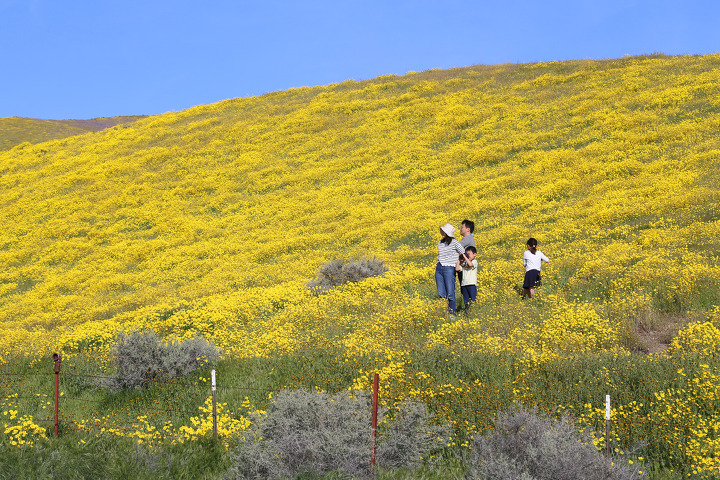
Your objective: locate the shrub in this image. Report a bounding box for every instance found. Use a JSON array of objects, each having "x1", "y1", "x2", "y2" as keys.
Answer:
[
  {"x1": 376, "y1": 399, "x2": 451, "y2": 470},
  {"x1": 307, "y1": 257, "x2": 388, "y2": 292},
  {"x1": 464, "y1": 406, "x2": 645, "y2": 480},
  {"x1": 225, "y1": 389, "x2": 449, "y2": 480},
  {"x1": 104, "y1": 331, "x2": 220, "y2": 390}
]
